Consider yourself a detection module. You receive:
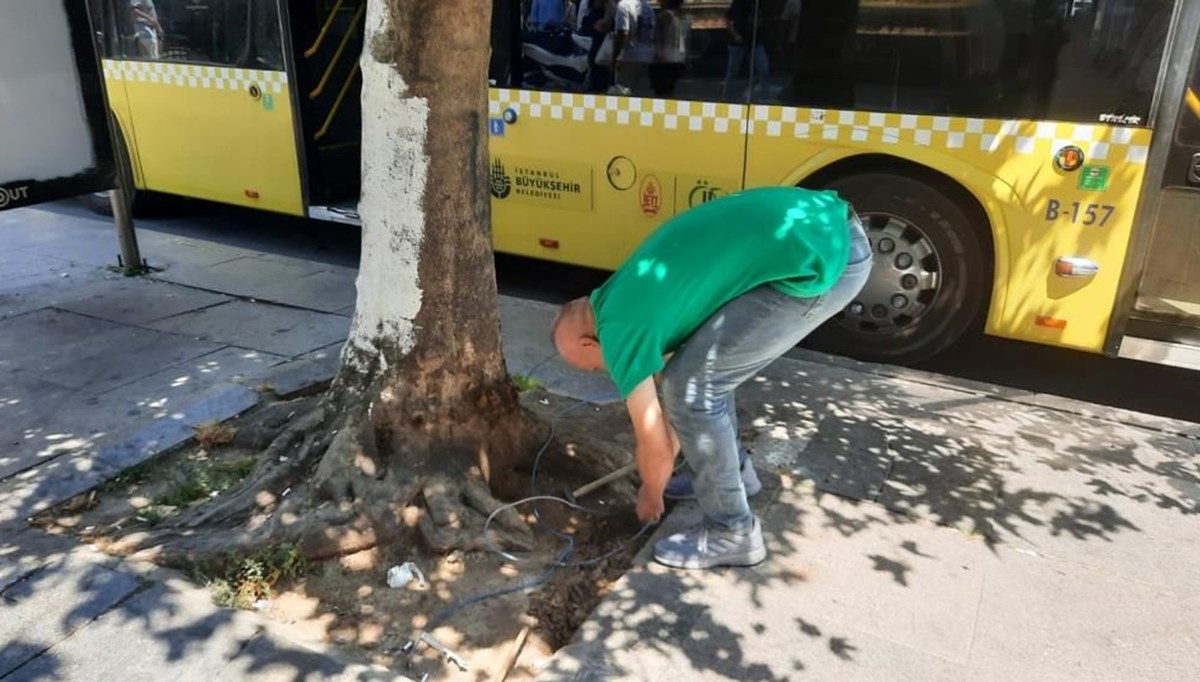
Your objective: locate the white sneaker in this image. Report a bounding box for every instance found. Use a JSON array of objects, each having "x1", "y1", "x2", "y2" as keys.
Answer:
[{"x1": 653, "y1": 516, "x2": 767, "y2": 569}]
